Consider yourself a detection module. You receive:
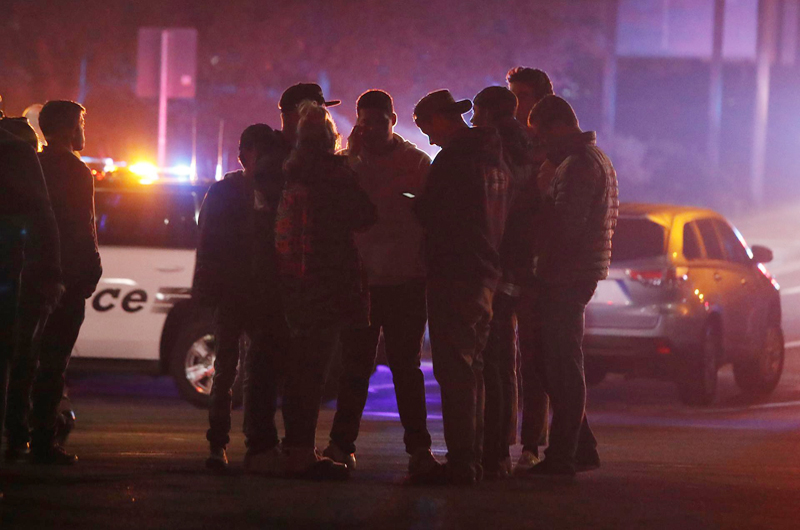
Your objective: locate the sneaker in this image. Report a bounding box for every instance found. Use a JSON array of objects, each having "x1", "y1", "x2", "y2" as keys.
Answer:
[
  {"x1": 576, "y1": 450, "x2": 601, "y2": 473},
  {"x1": 243, "y1": 446, "x2": 284, "y2": 476},
  {"x1": 513, "y1": 450, "x2": 540, "y2": 476},
  {"x1": 526, "y1": 458, "x2": 576, "y2": 477},
  {"x1": 284, "y1": 447, "x2": 349, "y2": 481},
  {"x1": 4, "y1": 442, "x2": 30, "y2": 463},
  {"x1": 408, "y1": 448, "x2": 441, "y2": 479},
  {"x1": 55, "y1": 409, "x2": 76, "y2": 447},
  {"x1": 205, "y1": 447, "x2": 229, "y2": 472},
  {"x1": 484, "y1": 456, "x2": 512, "y2": 480},
  {"x1": 322, "y1": 441, "x2": 356, "y2": 470},
  {"x1": 30, "y1": 445, "x2": 78, "y2": 466}
]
